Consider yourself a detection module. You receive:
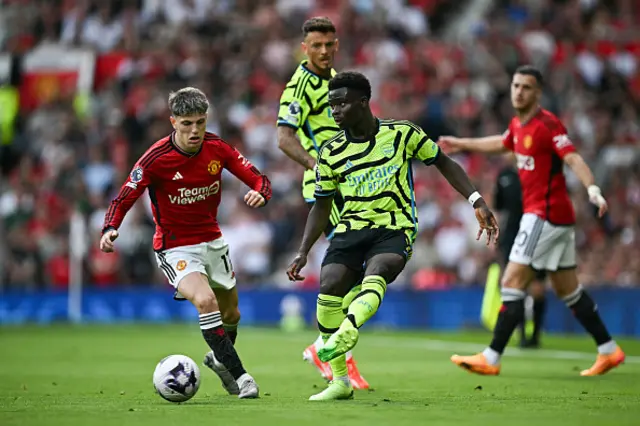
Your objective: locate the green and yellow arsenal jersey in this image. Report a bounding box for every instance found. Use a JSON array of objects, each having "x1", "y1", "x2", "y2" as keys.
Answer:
[
  {"x1": 314, "y1": 119, "x2": 440, "y2": 241},
  {"x1": 277, "y1": 60, "x2": 339, "y2": 201}
]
